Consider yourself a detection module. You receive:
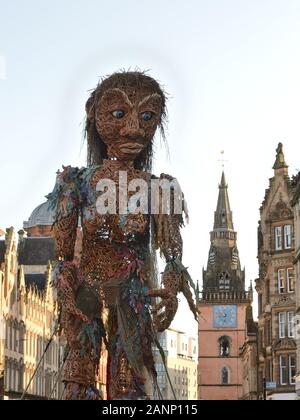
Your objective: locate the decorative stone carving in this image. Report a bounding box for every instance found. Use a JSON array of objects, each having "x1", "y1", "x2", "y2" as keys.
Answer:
[
  {"x1": 272, "y1": 257, "x2": 292, "y2": 267},
  {"x1": 259, "y1": 261, "x2": 267, "y2": 279},
  {"x1": 275, "y1": 295, "x2": 295, "y2": 306},
  {"x1": 269, "y1": 199, "x2": 293, "y2": 222},
  {"x1": 258, "y1": 222, "x2": 264, "y2": 251},
  {"x1": 274, "y1": 338, "x2": 296, "y2": 350}
]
